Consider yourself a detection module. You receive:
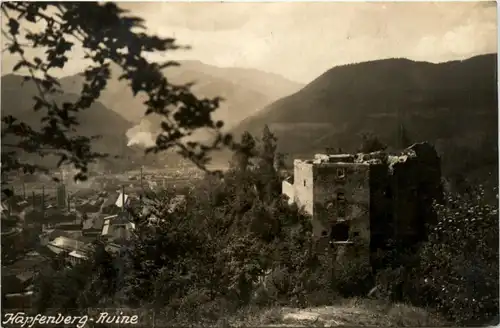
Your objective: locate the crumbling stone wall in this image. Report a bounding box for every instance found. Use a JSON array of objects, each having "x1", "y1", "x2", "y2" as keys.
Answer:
[
  {"x1": 292, "y1": 160, "x2": 314, "y2": 216},
  {"x1": 313, "y1": 162, "x2": 371, "y2": 264},
  {"x1": 408, "y1": 142, "x2": 444, "y2": 231},
  {"x1": 282, "y1": 178, "x2": 294, "y2": 205},
  {"x1": 368, "y1": 163, "x2": 393, "y2": 252},
  {"x1": 390, "y1": 156, "x2": 420, "y2": 244},
  {"x1": 368, "y1": 142, "x2": 443, "y2": 249},
  {"x1": 313, "y1": 163, "x2": 370, "y2": 245},
  {"x1": 285, "y1": 142, "x2": 443, "y2": 266}
]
